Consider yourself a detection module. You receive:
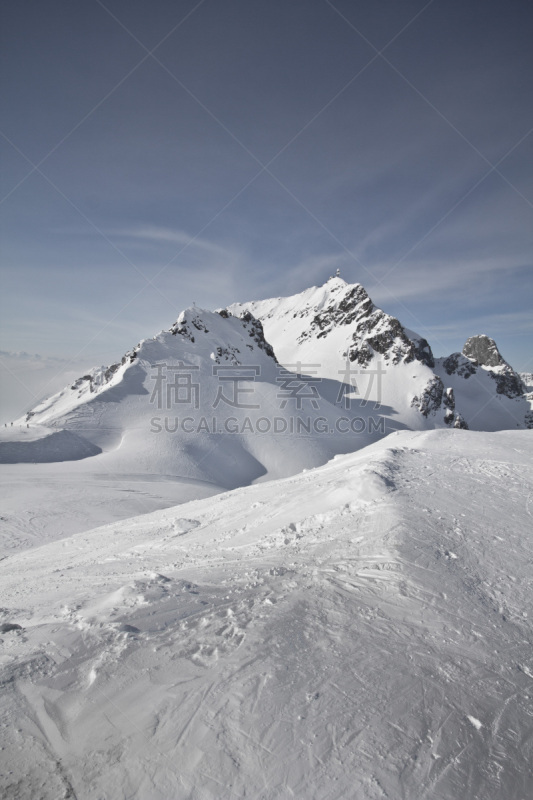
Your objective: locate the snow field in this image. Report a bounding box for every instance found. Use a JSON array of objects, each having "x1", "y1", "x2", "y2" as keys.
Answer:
[{"x1": 0, "y1": 429, "x2": 532, "y2": 799}]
